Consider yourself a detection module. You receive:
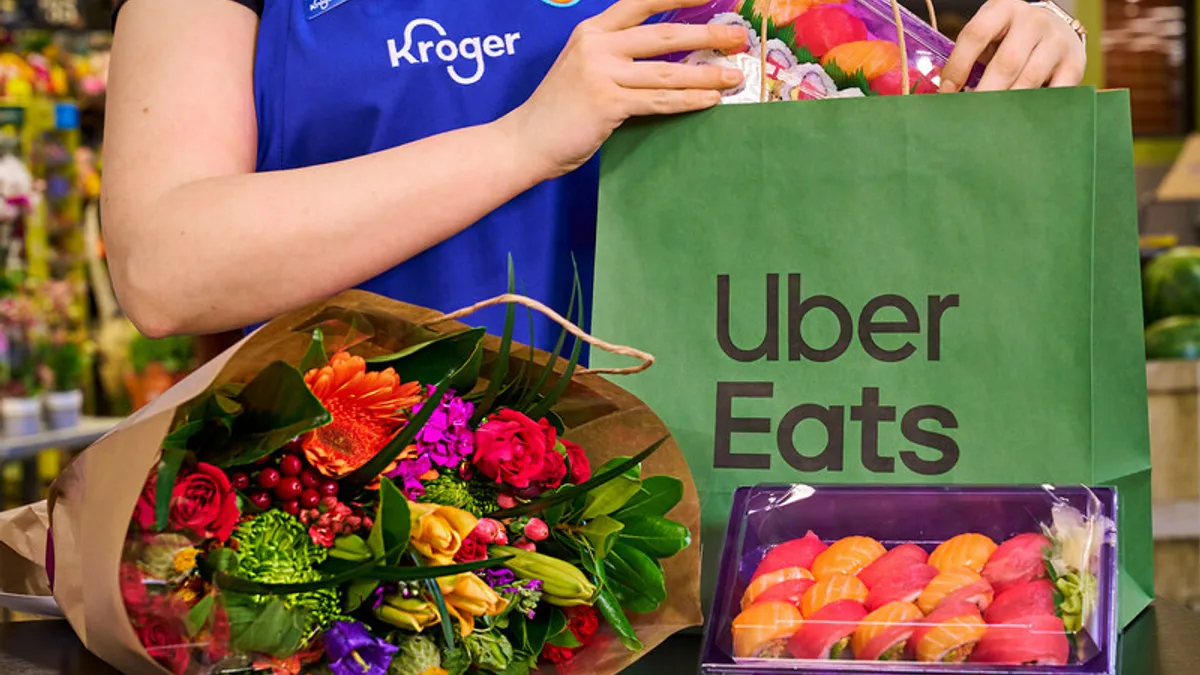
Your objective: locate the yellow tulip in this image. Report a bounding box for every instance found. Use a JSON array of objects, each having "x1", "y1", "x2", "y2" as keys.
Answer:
[
  {"x1": 375, "y1": 596, "x2": 441, "y2": 633},
  {"x1": 408, "y1": 501, "x2": 478, "y2": 565},
  {"x1": 437, "y1": 573, "x2": 509, "y2": 636}
]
